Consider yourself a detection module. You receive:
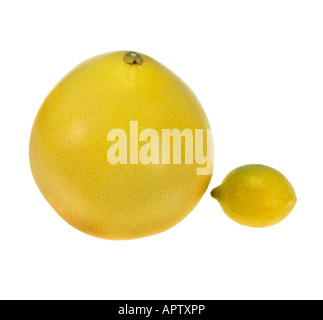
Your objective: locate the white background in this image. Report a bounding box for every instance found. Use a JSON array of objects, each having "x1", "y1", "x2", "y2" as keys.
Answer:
[{"x1": 0, "y1": 0, "x2": 322, "y2": 300}]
